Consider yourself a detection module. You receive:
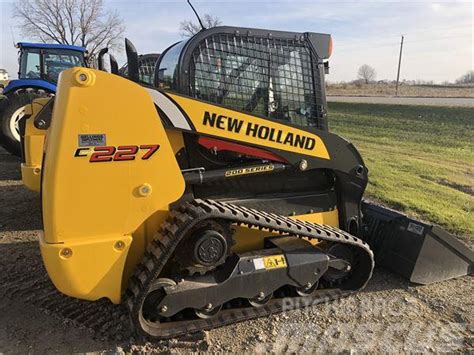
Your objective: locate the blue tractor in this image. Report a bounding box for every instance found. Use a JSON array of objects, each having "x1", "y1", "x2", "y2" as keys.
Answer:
[{"x1": 0, "y1": 42, "x2": 87, "y2": 156}]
